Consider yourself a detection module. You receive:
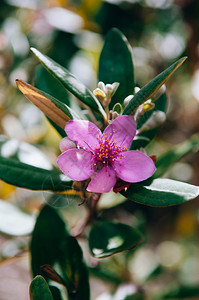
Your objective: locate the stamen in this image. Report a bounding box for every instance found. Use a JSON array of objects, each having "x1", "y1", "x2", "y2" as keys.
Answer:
[{"x1": 92, "y1": 135, "x2": 125, "y2": 168}]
